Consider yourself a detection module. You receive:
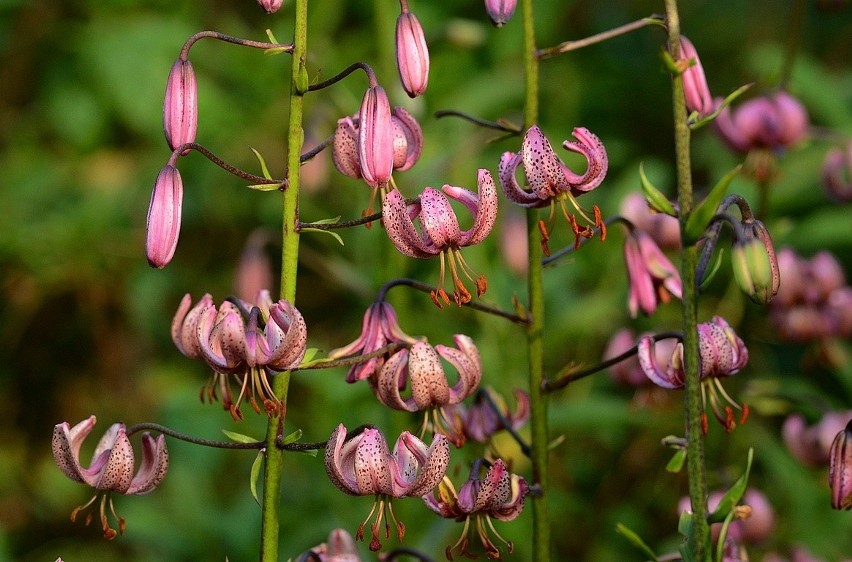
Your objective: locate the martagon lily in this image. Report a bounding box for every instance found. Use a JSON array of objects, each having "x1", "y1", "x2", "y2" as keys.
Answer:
[
  {"x1": 324, "y1": 424, "x2": 450, "y2": 551},
  {"x1": 382, "y1": 169, "x2": 498, "y2": 306},
  {"x1": 52, "y1": 416, "x2": 168, "y2": 539}
]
